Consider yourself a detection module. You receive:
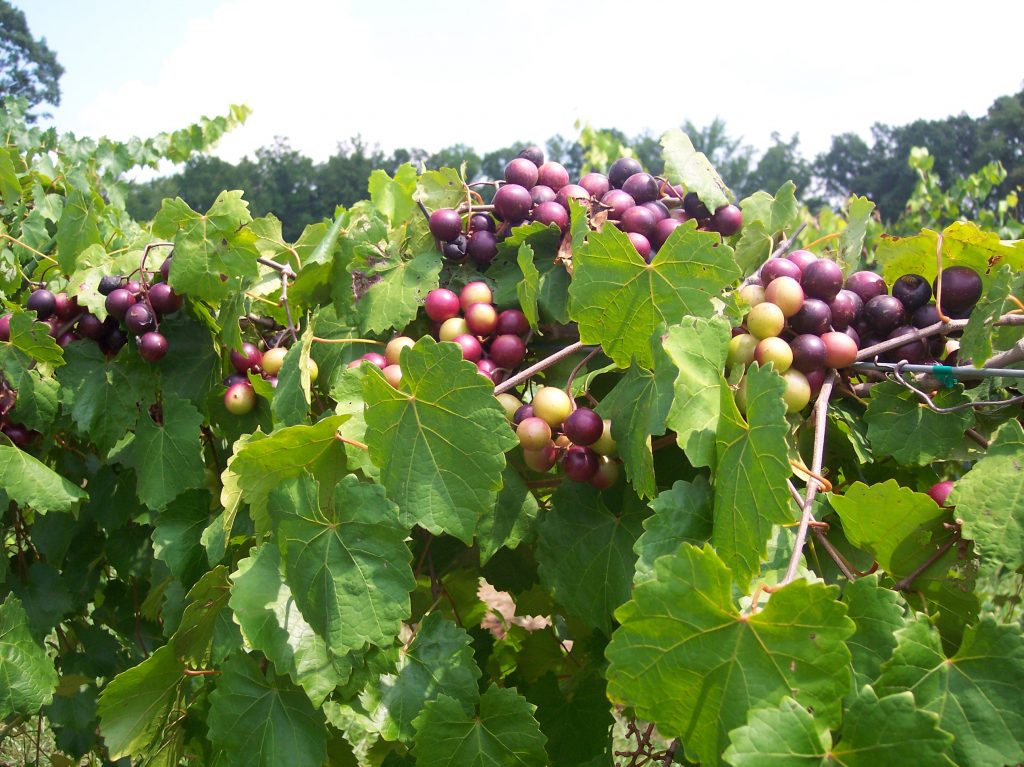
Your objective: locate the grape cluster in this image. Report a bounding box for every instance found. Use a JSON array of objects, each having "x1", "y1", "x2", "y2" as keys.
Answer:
[
  {"x1": 95, "y1": 257, "x2": 183, "y2": 362},
  {"x1": 729, "y1": 250, "x2": 984, "y2": 412},
  {"x1": 426, "y1": 146, "x2": 743, "y2": 268},
  {"x1": 223, "y1": 343, "x2": 311, "y2": 415},
  {"x1": 500, "y1": 385, "x2": 619, "y2": 487}
]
